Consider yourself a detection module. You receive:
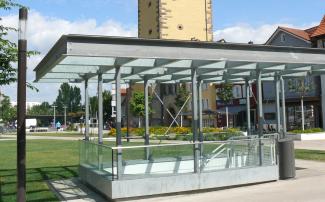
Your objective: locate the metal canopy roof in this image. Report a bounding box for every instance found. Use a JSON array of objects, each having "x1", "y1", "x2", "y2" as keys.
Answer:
[{"x1": 34, "y1": 35, "x2": 325, "y2": 84}]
